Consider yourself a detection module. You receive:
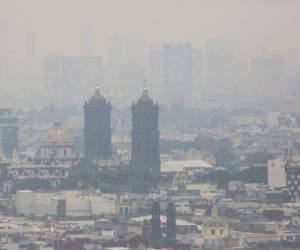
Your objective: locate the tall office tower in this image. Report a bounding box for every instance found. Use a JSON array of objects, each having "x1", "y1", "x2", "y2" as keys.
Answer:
[
  {"x1": 285, "y1": 159, "x2": 300, "y2": 202},
  {"x1": 0, "y1": 20, "x2": 8, "y2": 57},
  {"x1": 0, "y1": 109, "x2": 18, "y2": 158},
  {"x1": 166, "y1": 202, "x2": 176, "y2": 243},
  {"x1": 83, "y1": 87, "x2": 112, "y2": 160},
  {"x1": 151, "y1": 201, "x2": 161, "y2": 246},
  {"x1": 251, "y1": 54, "x2": 285, "y2": 97},
  {"x1": 150, "y1": 43, "x2": 201, "y2": 107},
  {"x1": 61, "y1": 56, "x2": 102, "y2": 104},
  {"x1": 204, "y1": 40, "x2": 235, "y2": 97},
  {"x1": 25, "y1": 31, "x2": 35, "y2": 59},
  {"x1": 108, "y1": 36, "x2": 123, "y2": 94},
  {"x1": 131, "y1": 88, "x2": 160, "y2": 180},
  {"x1": 80, "y1": 26, "x2": 94, "y2": 56},
  {"x1": 0, "y1": 20, "x2": 8, "y2": 85},
  {"x1": 43, "y1": 54, "x2": 63, "y2": 102}
]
